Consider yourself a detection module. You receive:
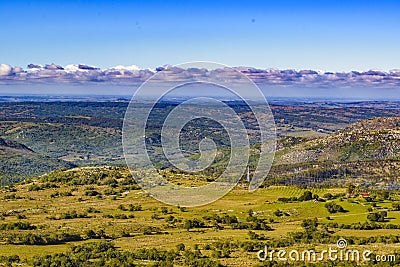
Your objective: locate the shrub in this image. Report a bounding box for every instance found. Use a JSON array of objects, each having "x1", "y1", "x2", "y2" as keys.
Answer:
[
  {"x1": 176, "y1": 243, "x2": 185, "y2": 251},
  {"x1": 84, "y1": 190, "x2": 100, "y2": 196},
  {"x1": 274, "y1": 209, "x2": 283, "y2": 217}
]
